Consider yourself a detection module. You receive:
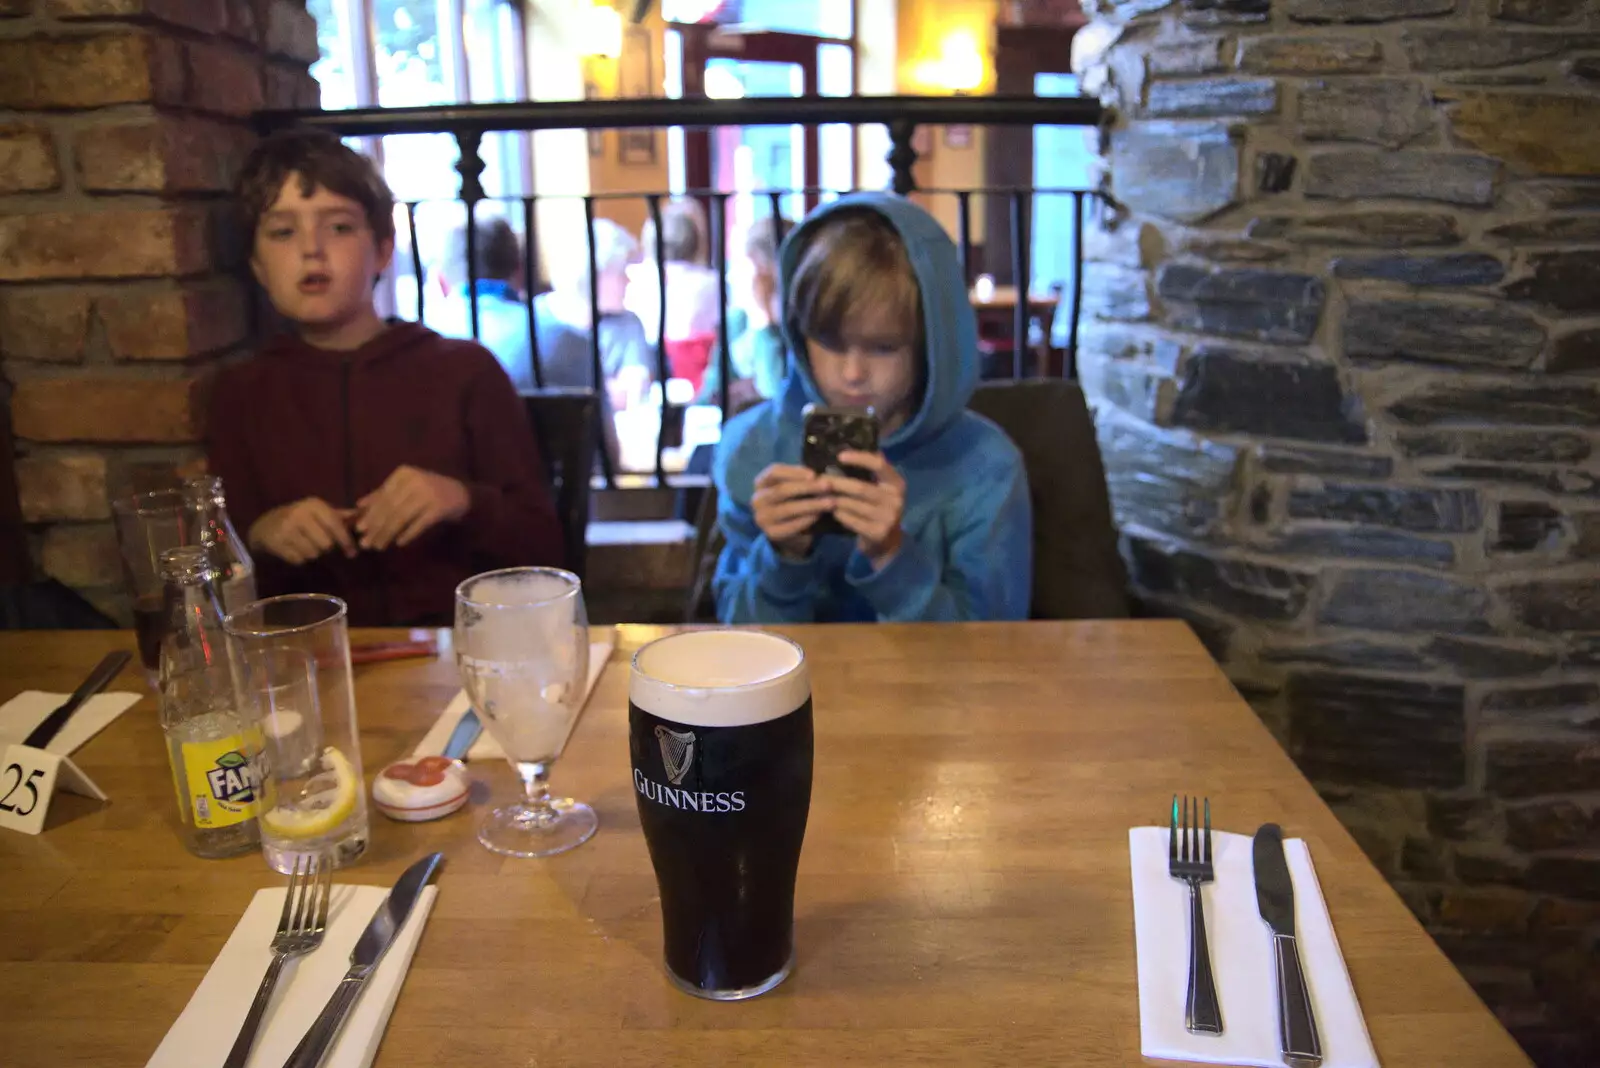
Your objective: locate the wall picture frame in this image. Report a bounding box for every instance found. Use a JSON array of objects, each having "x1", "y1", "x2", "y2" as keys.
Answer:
[
  {"x1": 616, "y1": 26, "x2": 656, "y2": 165},
  {"x1": 944, "y1": 124, "x2": 973, "y2": 150},
  {"x1": 619, "y1": 128, "x2": 657, "y2": 166}
]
